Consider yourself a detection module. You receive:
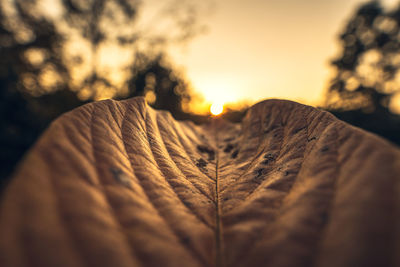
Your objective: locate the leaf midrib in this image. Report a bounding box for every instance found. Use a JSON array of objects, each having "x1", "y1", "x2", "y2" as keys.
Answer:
[{"x1": 214, "y1": 119, "x2": 224, "y2": 267}]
